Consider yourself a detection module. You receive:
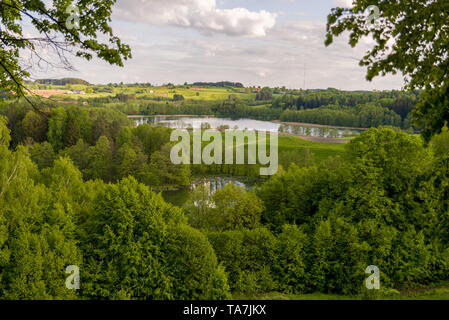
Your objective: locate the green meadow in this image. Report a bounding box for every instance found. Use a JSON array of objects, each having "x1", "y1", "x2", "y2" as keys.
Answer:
[
  {"x1": 30, "y1": 83, "x2": 261, "y2": 101},
  {"x1": 277, "y1": 134, "x2": 346, "y2": 162}
]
